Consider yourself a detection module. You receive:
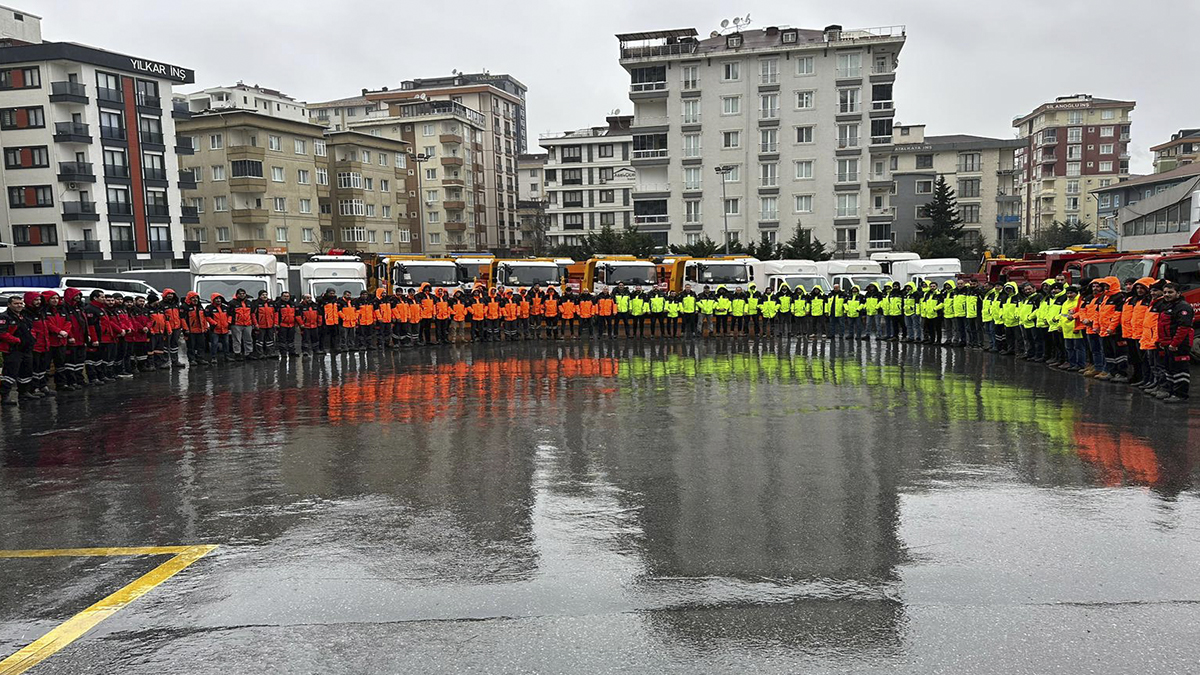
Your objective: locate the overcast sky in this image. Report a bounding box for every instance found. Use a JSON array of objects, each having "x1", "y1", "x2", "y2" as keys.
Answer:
[{"x1": 32, "y1": 0, "x2": 1200, "y2": 173}]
